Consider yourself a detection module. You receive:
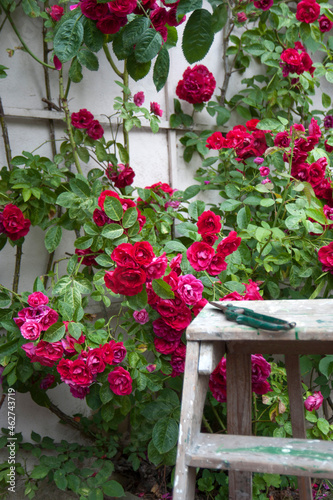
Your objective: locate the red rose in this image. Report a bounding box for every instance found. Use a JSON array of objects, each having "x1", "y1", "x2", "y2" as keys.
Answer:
[
  {"x1": 308, "y1": 160, "x2": 326, "y2": 187},
  {"x1": 163, "y1": 271, "x2": 179, "y2": 291},
  {"x1": 109, "y1": 340, "x2": 127, "y2": 364},
  {"x1": 325, "y1": 139, "x2": 333, "y2": 153},
  {"x1": 0, "y1": 204, "x2": 31, "y2": 241},
  {"x1": 251, "y1": 354, "x2": 271, "y2": 394},
  {"x1": 96, "y1": 14, "x2": 127, "y2": 34},
  {"x1": 206, "y1": 254, "x2": 228, "y2": 276},
  {"x1": 253, "y1": 0, "x2": 273, "y2": 10},
  {"x1": 202, "y1": 233, "x2": 219, "y2": 246},
  {"x1": 27, "y1": 292, "x2": 49, "y2": 307},
  {"x1": 150, "y1": 102, "x2": 163, "y2": 117},
  {"x1": 219, "y1": 291, "x2": 245, "y2": 301},
  {"x1": 69, "y1": 359, "x2": 94, "y2": 386},
  {"x1": 167, "y1": 6, "x2": 186, "y2": 27},
  {"x1": 177, "y1": 274, "x2": 203, "y2": 305},
  {"x1": 80, "y1": 0, "x2": 109, "y2": 19},
  {"x1": 274, "y1": 131, "x2": 291, "y2": 148},
  {"x1": 104, "y1": 266, "x2": 146, "y2": 296},
  {"x1": 170, "y1": 342, "x2": 186, "y2": 374},
  {"x1": 246, "y1": 119, "x2": 260, "y2": 131},
  {"x1": 111, "y1": 243, "x2": 137, "y2": 268},
  {"x1": 133, "y1": 241, "x2": 155, "y2": 266},
  {"x1": 35, "y1": 340, "x2": 64, "y2": 366},
  {"x1": 197, "y1": 210, "x2": 221, "y2": 235},
  {"x1": 176, "y1": 65, "x2": 216, "y2": 104},
  {"x1": 134, "y1": 92, "x2": 145, "y2": 106},
  {"x1": 57, "y1": 359, "x2": 73, "y2": 383},
  {"x1": 49, "y1": 5, "x2": 64, "y2": 21},
  {"x1": 296, "y1": 0, "x2": 320, "y2": 23},
  {"x1": 319, "y1": 15, "x2": 333, "y2": 32},
  {"x1": 206, "y1": 132, "x2": 226, "y2": 150},
  {"x1": 86, "y1": 348, "x2": 106, "y2": 374},
  {"x1": 108, "y1": 0, "x2": 137, "y2": 15},
  {"x1": 108, "y1": 367, "x2": 132, "y2": 395},
  {"x1": 93, "y1": 208, "x2": 109, "y2": 226},
  {"x1": 187, "y1": 242, "x2": 215, "y2": 271},
  {"x1": 244, "y1": 280, "x2": 263, "y2": 300},
  {"x1": 86, "y1": 120, "x2": 104, "y2": 140},
  {"x1": 71, "y1": 109, "x2": 94, "y2": 128},
  {"x1": 280, "y1": 48, "x2": 301, "y2": 66},
  {"x1": 152, "y1": 318, "x2": 183, "y2": 341},
  {"x1": 216, "y1": 231, "x2": 241, "y2": 258},
  {"x1": 150, "y1": 6, "x2": 168, "y2": 29},
  {"x1": 192, "y1": 297, "x2": 208, "y2": 317},
  {"x1": 162, "y1": 305, "x2": 192, "y2": 331},
  {"x1": 154, "y1": 337, "x2": 180, "y2": 354},
  {"x1": 318, "y1": 242, "x2": 333, "y2": 273},
  {"x1": 39, "y1": 308, "x2": 59, "y2": 331},
  {"x1": 112, "y1": 165, "x2": 135, "y2": 188}
]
